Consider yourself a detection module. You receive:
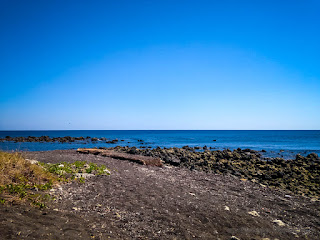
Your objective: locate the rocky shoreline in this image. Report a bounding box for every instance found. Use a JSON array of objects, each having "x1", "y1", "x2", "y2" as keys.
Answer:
[
  {"x1": 103, "y1": 146, "x2": 320, "y2": 199},
  {"x1": 1, "y1": 135, "x2": 319, "y2": 198},
  {"x1": 1, "y1": 149, "x2": 320, "y2": 239},
  {"x1": 0, "y1": 136, "x2": 107, "y2": 143}
]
